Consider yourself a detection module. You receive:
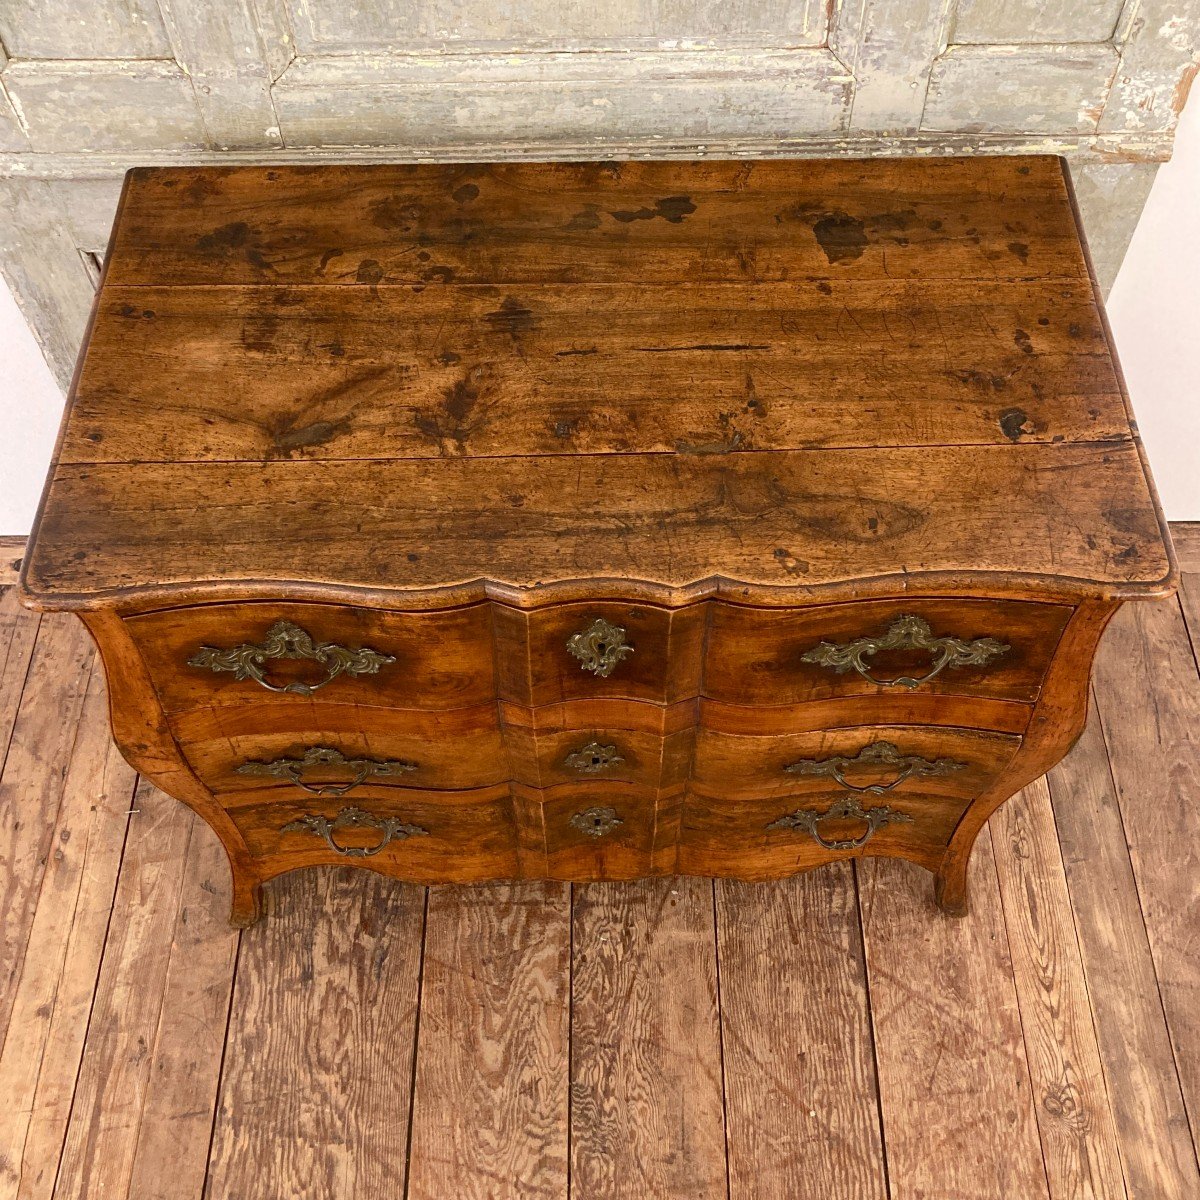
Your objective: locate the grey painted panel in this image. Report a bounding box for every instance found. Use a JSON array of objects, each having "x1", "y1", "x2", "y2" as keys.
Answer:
[
  {"x1": 287, "y1": 0, "x2": 829, "y2": 51},
  {"x1": 952, "y1": 0, "x2": 1124, "y2": 46},
  {"x1": 0, "y1": 73, "x2": 30, "y2": 152},
  {"x1": 3, "y1": 61, "x2": 207, "y2": 153},
  {"x1": 0, "y1": 0, "x2": 172, "y2": 60},
  {"x1": 923, "y1": 44, "x2": 1118, "y2": 133},
  {"x1": 49, "y1": 177, "x2": 126, "y2": 252},
  {"x1": 157, "y1": 0, "x2": 285, "y2": 149},
  {"x1": 274, "y1": 49, "x2": 852, "y2": 147},
  {"x1": 1101, "y1": 0, "x2": 1200, "y2": 134},
  {"x1": 831, "y1": 0, "x2": 953, "y2": 133},
  {"x1": 1071, "y1": 160, "x2": 1159, "y2": 295},
  {"x1": 0, "y1": 177, "x2": 93, "y2": 389}
]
